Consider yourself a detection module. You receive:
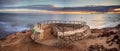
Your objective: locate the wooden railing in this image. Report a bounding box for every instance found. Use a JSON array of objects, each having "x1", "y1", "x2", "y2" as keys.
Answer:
[{"x1": 37, "y1": 20, "x2": 86, "y2": 26}]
